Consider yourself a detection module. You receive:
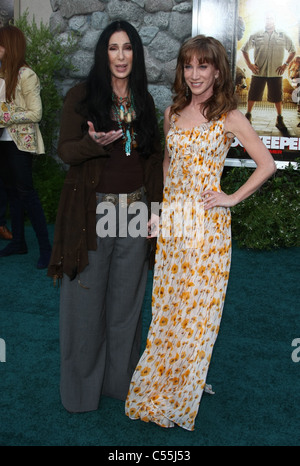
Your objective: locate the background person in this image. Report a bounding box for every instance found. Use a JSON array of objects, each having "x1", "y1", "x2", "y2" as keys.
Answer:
[
  {"x1": 241, "y1": 13, "x2": 296, "y2": 134},
  {"x1": 0, "y1": 25, "x2": 51, "y2": 268},
  {"x1": 0, "y1": 176, "x2": 12, "y2": 240}
]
